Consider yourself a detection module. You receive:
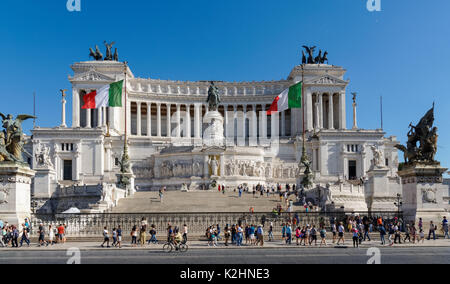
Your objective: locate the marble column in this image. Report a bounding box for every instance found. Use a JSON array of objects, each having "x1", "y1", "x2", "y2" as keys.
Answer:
[
  {"x1": 224, "y1": 104, "x2": 228, "y2": 137},
  {"x1": 185, "y1": 104, "x2": 191, "y2": 138},
  {"x1": 86, "y1": 109, "x2": 91, "y2": 128},
  {"x1": 319, "y1": 93, "x2": 323, "y2": 129},
  {"x1": 166, "y1": 103, "x2": 171, "y2": 137},
  {"x1": 328, "y1": 94, "x2": 334, "y2": 130},
  {"x1": 156, "y1": 103, "x2": 162, "y2": 137},
  {"x1": 306, "y1": 90, "x2": 313, "y2": 131},
  {"x1": 339, "y1": 91, "x2": 346, "y2": 129},
  {"x1": 314, "y1": 97, "x2": 320, "y2": 131},
  {"x1": 194, "y1": 104, "x2": 201, "y2": 139},
  {"x1": 176, "y1": 104, "x2": 181, "y2": 137},
  {"x1": 250, "y1": 104, "x2": 257, "y2": 146},
  {"x1": 72, "y1": 88, "x2": 80, "y2": 128},
  {"x1": 147, "y1": 103, "x2": 152, "y2": 137},
  {"x1": 136, "y1": 102, "x2": 142, "y2": 136},
  {"x1": 105, "y1": 142, "x2": 112, "y2": 172},
  {"x1": 260, "y1": 105, "x2": 268, "y2": 142},
  {"x1": 271, "y1": 111, "x2": 279, "y2": 140},
  {"x1": 61, "y1": 92, "x2": 67, "y2": 127},
  {"x1": 352, "y1": 99, "x2": 358, "y2": 130},
  {"x1": 281, "y1": 110, "x2": 286, "y2": 137},
  {"x1": 97, "y1": 107, "x2": 102, "y2": 128}
]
